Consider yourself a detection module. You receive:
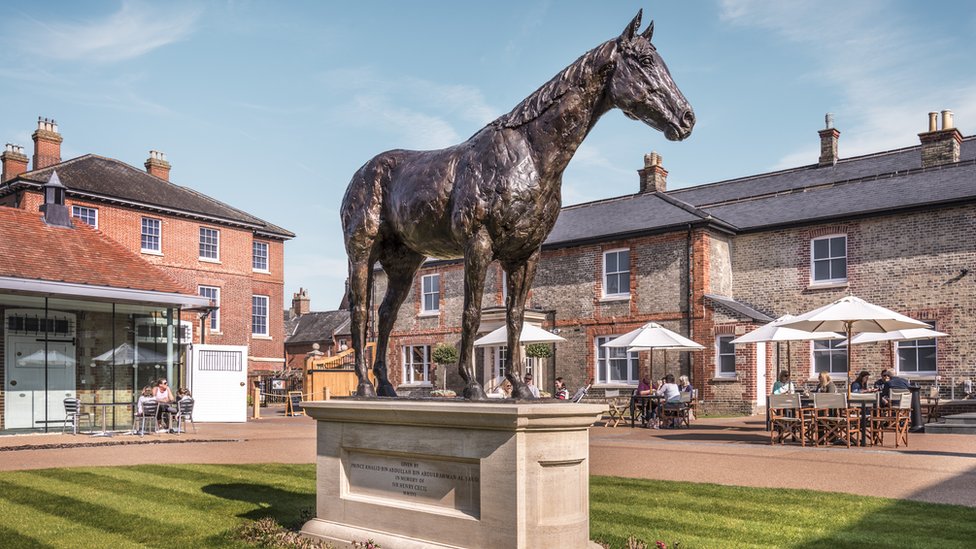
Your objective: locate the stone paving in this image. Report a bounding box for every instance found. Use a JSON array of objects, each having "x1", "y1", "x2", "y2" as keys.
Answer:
[{"x1": 1, "y1": 407, "x2": 973, "y2": 508}]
